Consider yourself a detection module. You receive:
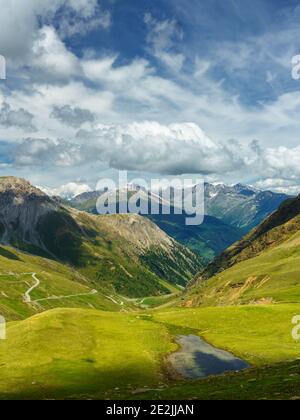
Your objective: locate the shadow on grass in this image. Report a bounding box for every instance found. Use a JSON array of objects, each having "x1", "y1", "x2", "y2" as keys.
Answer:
[
  {"x1": 0, "y1": 246, "x2": 22, "y2": 261},
  {"x1": 0, "y1": 360, "x2": 165, "y2": 401}
]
